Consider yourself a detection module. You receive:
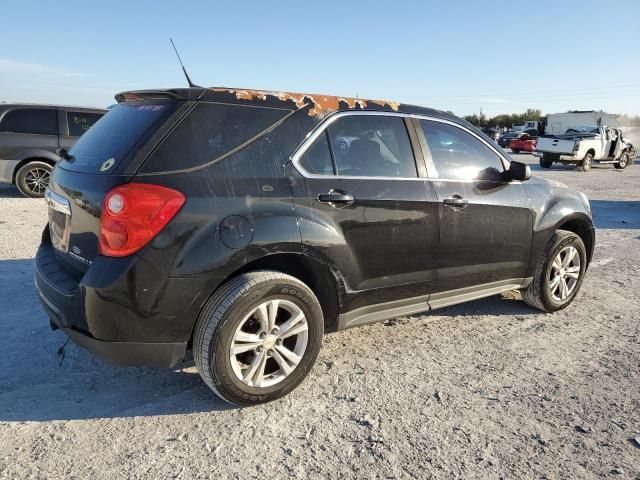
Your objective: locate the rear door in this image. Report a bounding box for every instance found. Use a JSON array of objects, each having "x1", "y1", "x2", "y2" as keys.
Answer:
[
  {"x1": 415, "y1": 118, "x2": 532, "y2": 295},
  {"x1": 288, "y1": 112, "x2": 440, "y2": 307}
]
